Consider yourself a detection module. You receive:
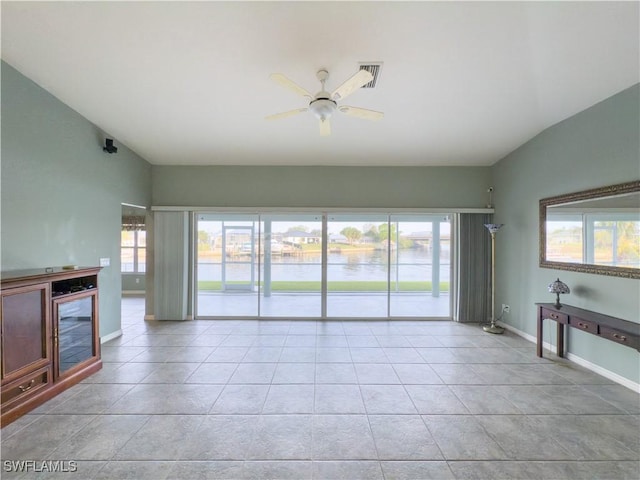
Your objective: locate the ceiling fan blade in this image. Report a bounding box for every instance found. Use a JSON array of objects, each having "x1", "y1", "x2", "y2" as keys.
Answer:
[
  {"x1": 265, "y1": 108, "x2": 308, "y2": 121},
  {"x1": 270, "y1": 73, "x2": 313, "y2": 98},
  {"x1": 319, "y1": 118, "x2": 331, "y2": 136},
  {"x1": 331, "y1": 69, "x2": 373, "y2": 101},
  {"x1": 338, "y1": 105, "x2": 384, "y2": 121}
]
